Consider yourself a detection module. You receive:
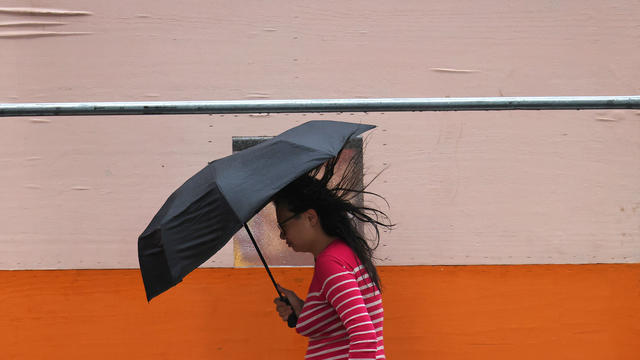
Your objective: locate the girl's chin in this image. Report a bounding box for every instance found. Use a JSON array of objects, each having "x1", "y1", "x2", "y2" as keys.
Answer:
[{"x1": 285, "y1": 241, "x2": 305, "y2": 253}]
